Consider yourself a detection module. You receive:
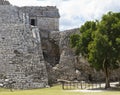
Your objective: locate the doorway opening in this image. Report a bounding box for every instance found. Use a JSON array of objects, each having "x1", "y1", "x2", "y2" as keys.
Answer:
[{"x1": 30, "y1": 19, "x2": 36, "y2": 26}]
